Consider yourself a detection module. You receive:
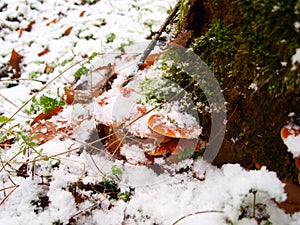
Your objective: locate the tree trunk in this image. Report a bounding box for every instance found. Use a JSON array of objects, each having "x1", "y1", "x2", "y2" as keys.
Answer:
[{"x1": 175, "y1": 0, "x2": 300, "y2": 177}]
